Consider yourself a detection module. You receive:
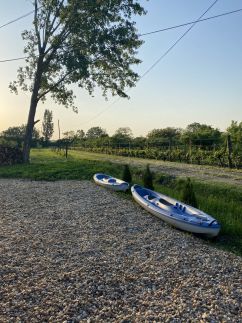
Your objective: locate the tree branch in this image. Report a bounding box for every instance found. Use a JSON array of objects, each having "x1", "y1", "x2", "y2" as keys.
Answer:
[
  {"x1": 37, "y1": 70, "x2": 74, "y2": 100},
  {"x1": 34, "y1": 0, "x2": 42, "y2": 53}
]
